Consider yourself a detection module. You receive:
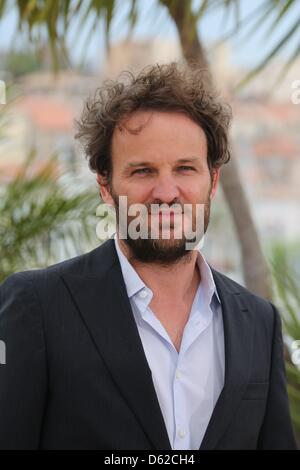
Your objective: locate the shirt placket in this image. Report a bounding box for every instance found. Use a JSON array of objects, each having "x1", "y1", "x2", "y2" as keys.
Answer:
[{"x1": 172, "y1": 351, "x2": 190, "y2": 449}]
